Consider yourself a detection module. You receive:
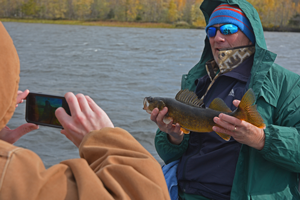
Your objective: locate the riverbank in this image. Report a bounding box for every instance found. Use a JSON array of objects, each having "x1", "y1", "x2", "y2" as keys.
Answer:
[
  {"x1": 0, "y1": 18, "x2": 202, "y2": 29},
  {"x1": 263, "y1": 26, "x2": 300, "y2": 32},
  {"x1": 2, "y1": 18, "x2": 300, "y2": 32}
]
